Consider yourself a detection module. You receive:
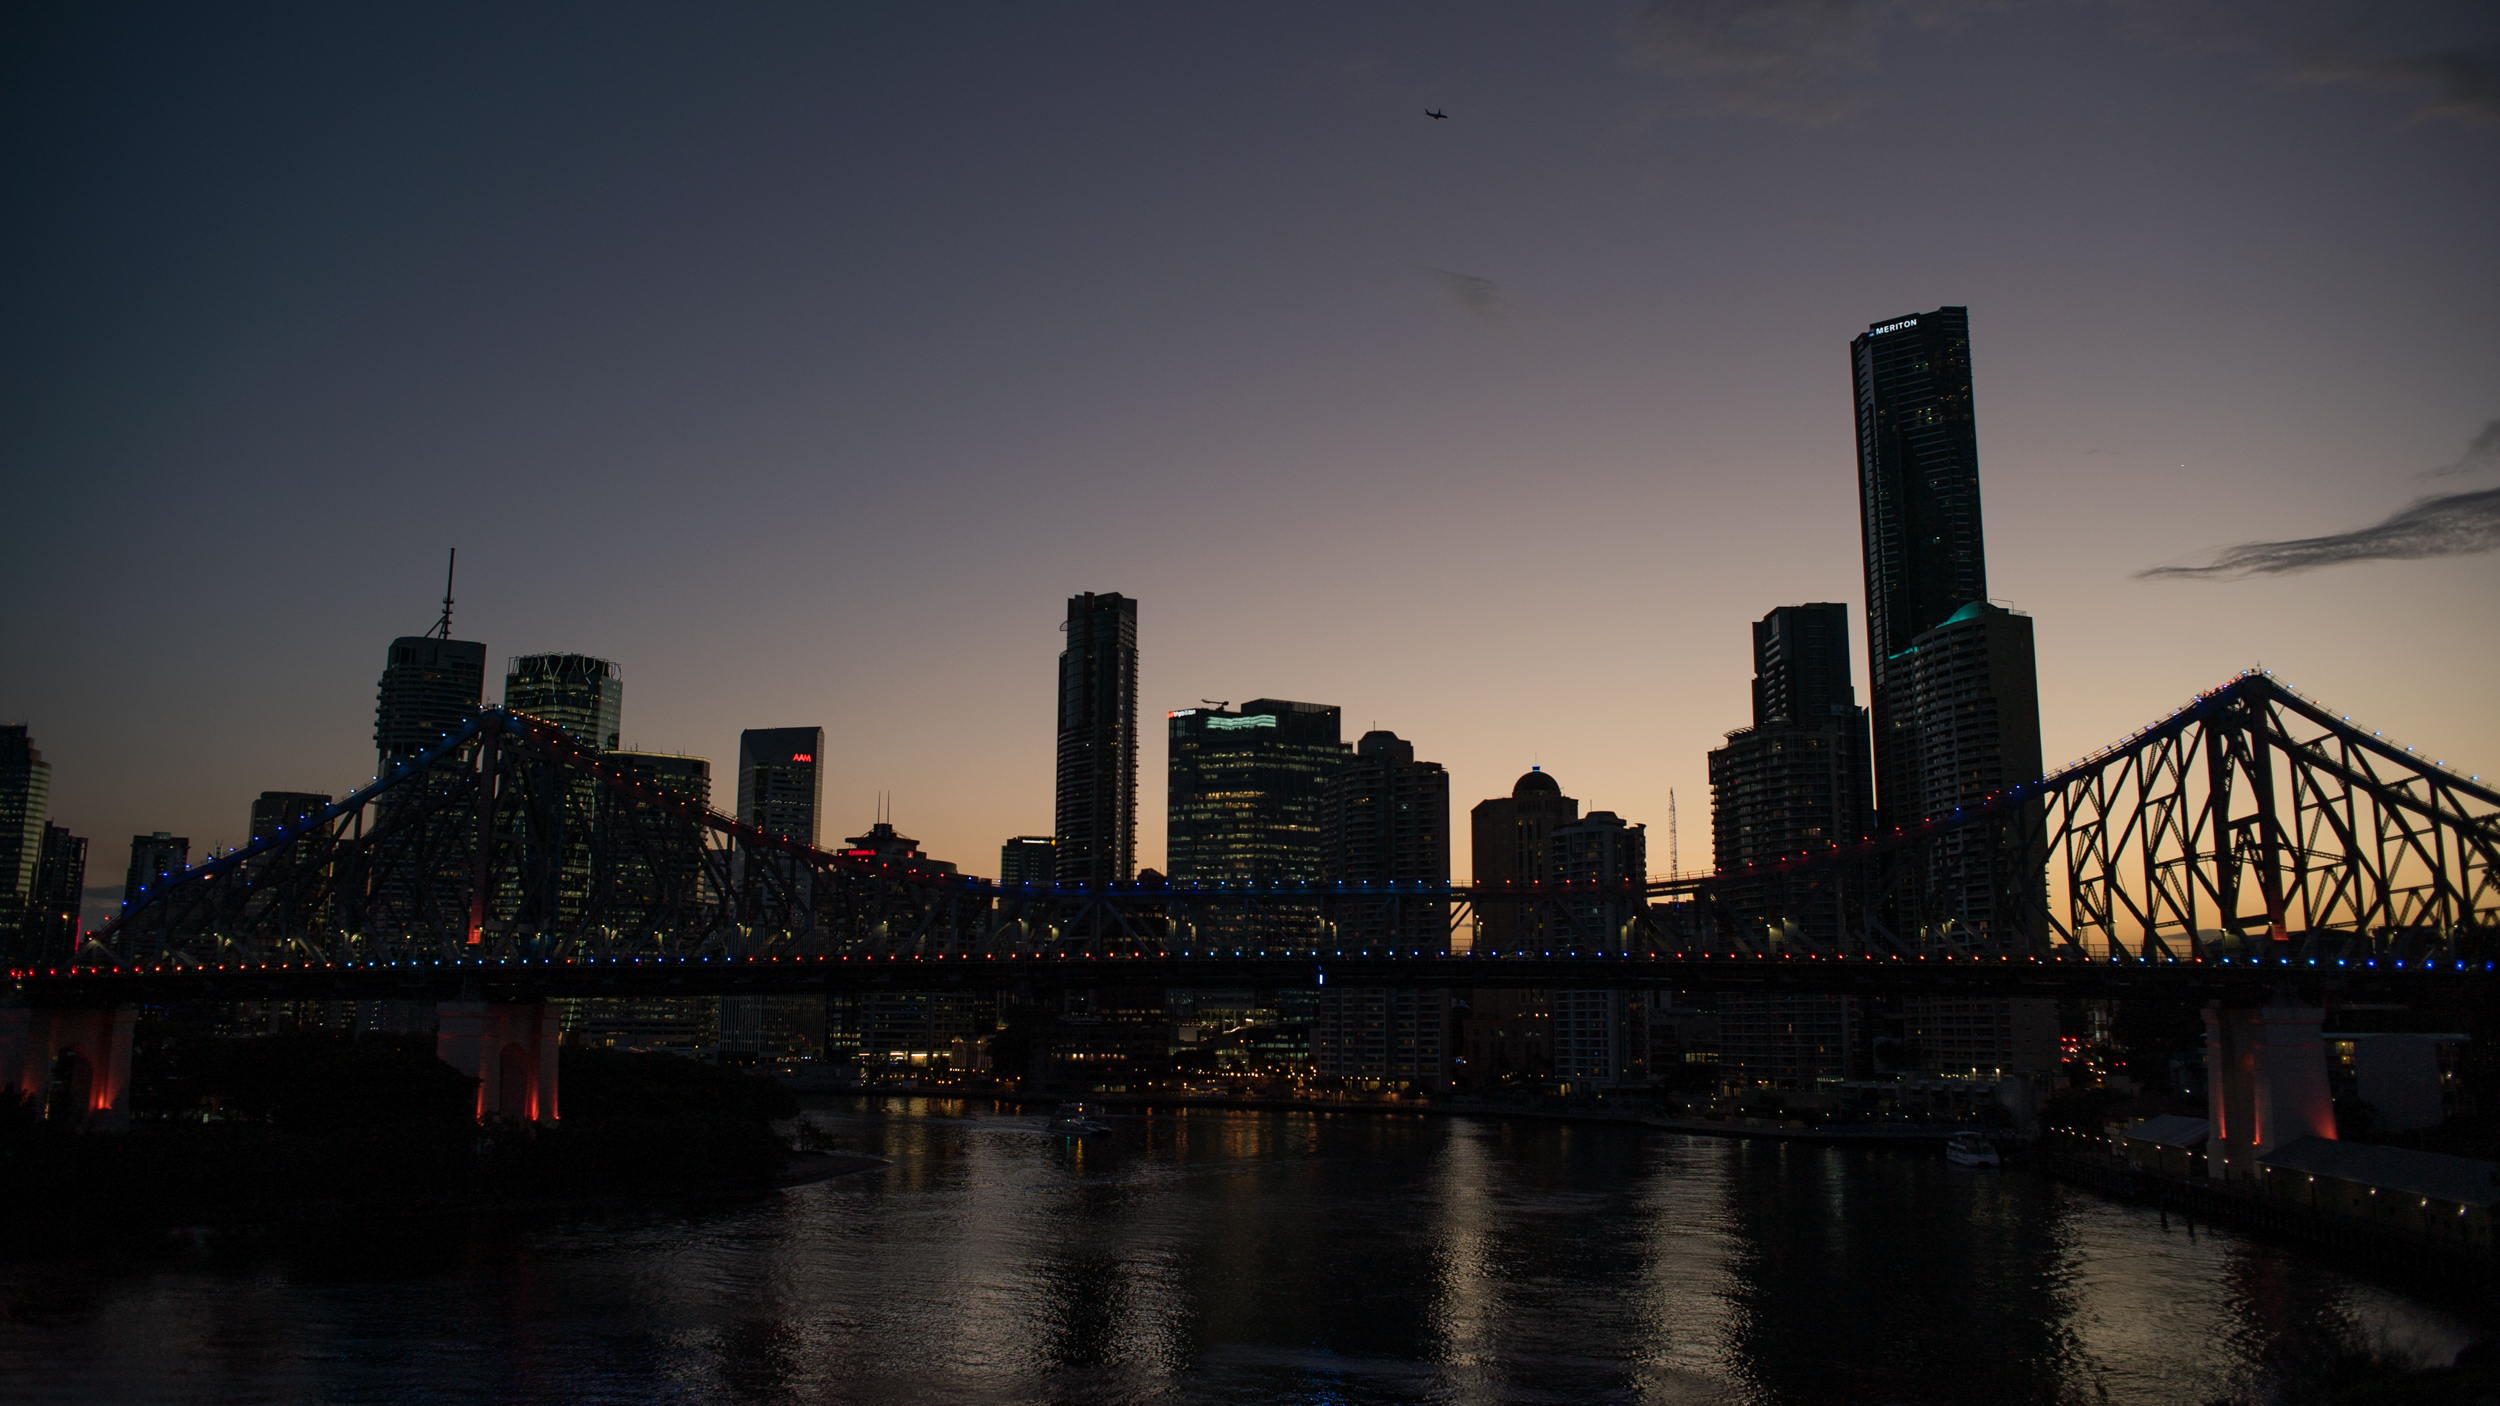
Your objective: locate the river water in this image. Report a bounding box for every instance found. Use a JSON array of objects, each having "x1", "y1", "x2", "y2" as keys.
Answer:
[{"x1": 2, "y1": 1098, "x2": 2486, "y2": 1405}]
